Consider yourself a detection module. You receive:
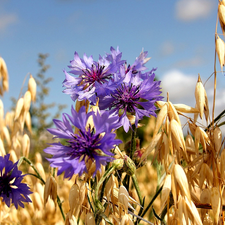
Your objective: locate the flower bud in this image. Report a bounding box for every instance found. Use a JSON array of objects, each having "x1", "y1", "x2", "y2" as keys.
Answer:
[
  {"x1": 112, "y1": 159, "x2": 124, "y2": 170},
  {"x1": 133, "y1": 147, "x2": 147, "y2": 168},
  {"x1": 122, "y1": 155, "x2": 136, "y2": 176}
]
